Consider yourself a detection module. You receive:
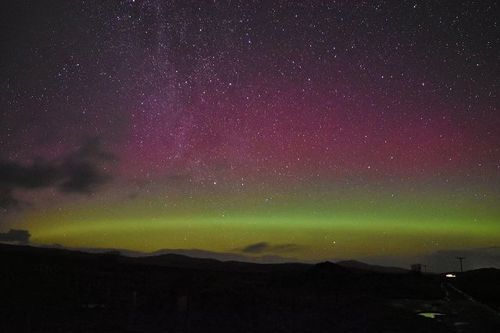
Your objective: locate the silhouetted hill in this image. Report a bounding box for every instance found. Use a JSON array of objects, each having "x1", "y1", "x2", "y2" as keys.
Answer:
[
  {"x1": 1, "y1": 243, "x2": 499, "y2": 332},
  {"x1": 312, "y1": 261, "x2": 352, "y2": 274},
  {"x1": 449, "y1": 268, "x2": 500, "y2": 311},
  {"x1": 131, "y1": 252, "x2": 228, "y2": 269},
  {"x1": 129, "y1": 252, "x2": 311, "y2": 273},
  {"x1": 458, "y1": 267, "x2": 500, "y2": 279},
  {"x1": 337, "y1": 260, "x2": 408, "y2": 274},
  {"x1": 37, "y1": 244, "x2": 300, "y2": 264},
  {"x1": 0, "y1": 242, "x2": 306, "y2": 272}
]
